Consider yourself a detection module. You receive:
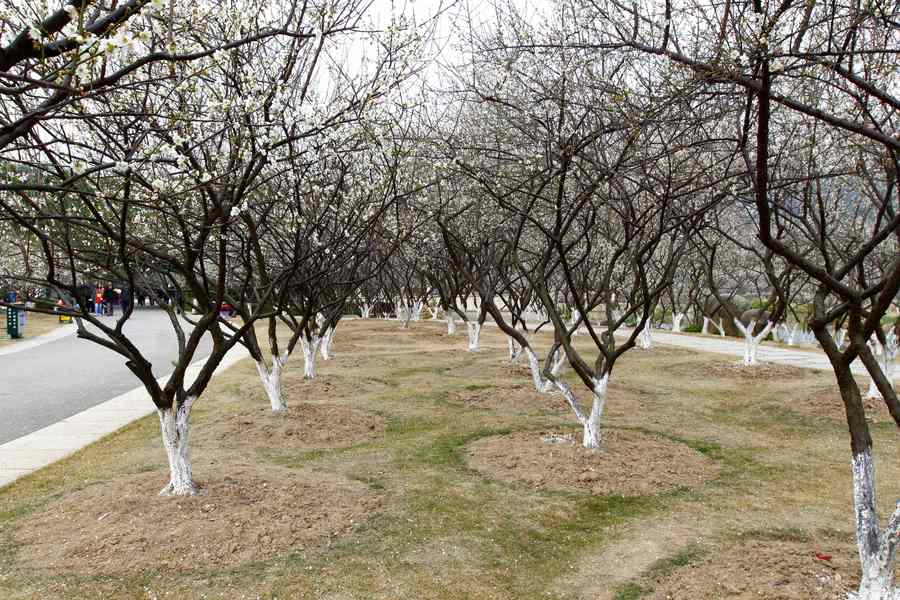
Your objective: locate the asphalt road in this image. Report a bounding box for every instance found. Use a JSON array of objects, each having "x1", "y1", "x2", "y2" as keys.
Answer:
[{"x1": 0, "y1": 308, "x2": 213, "y2": 444}]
